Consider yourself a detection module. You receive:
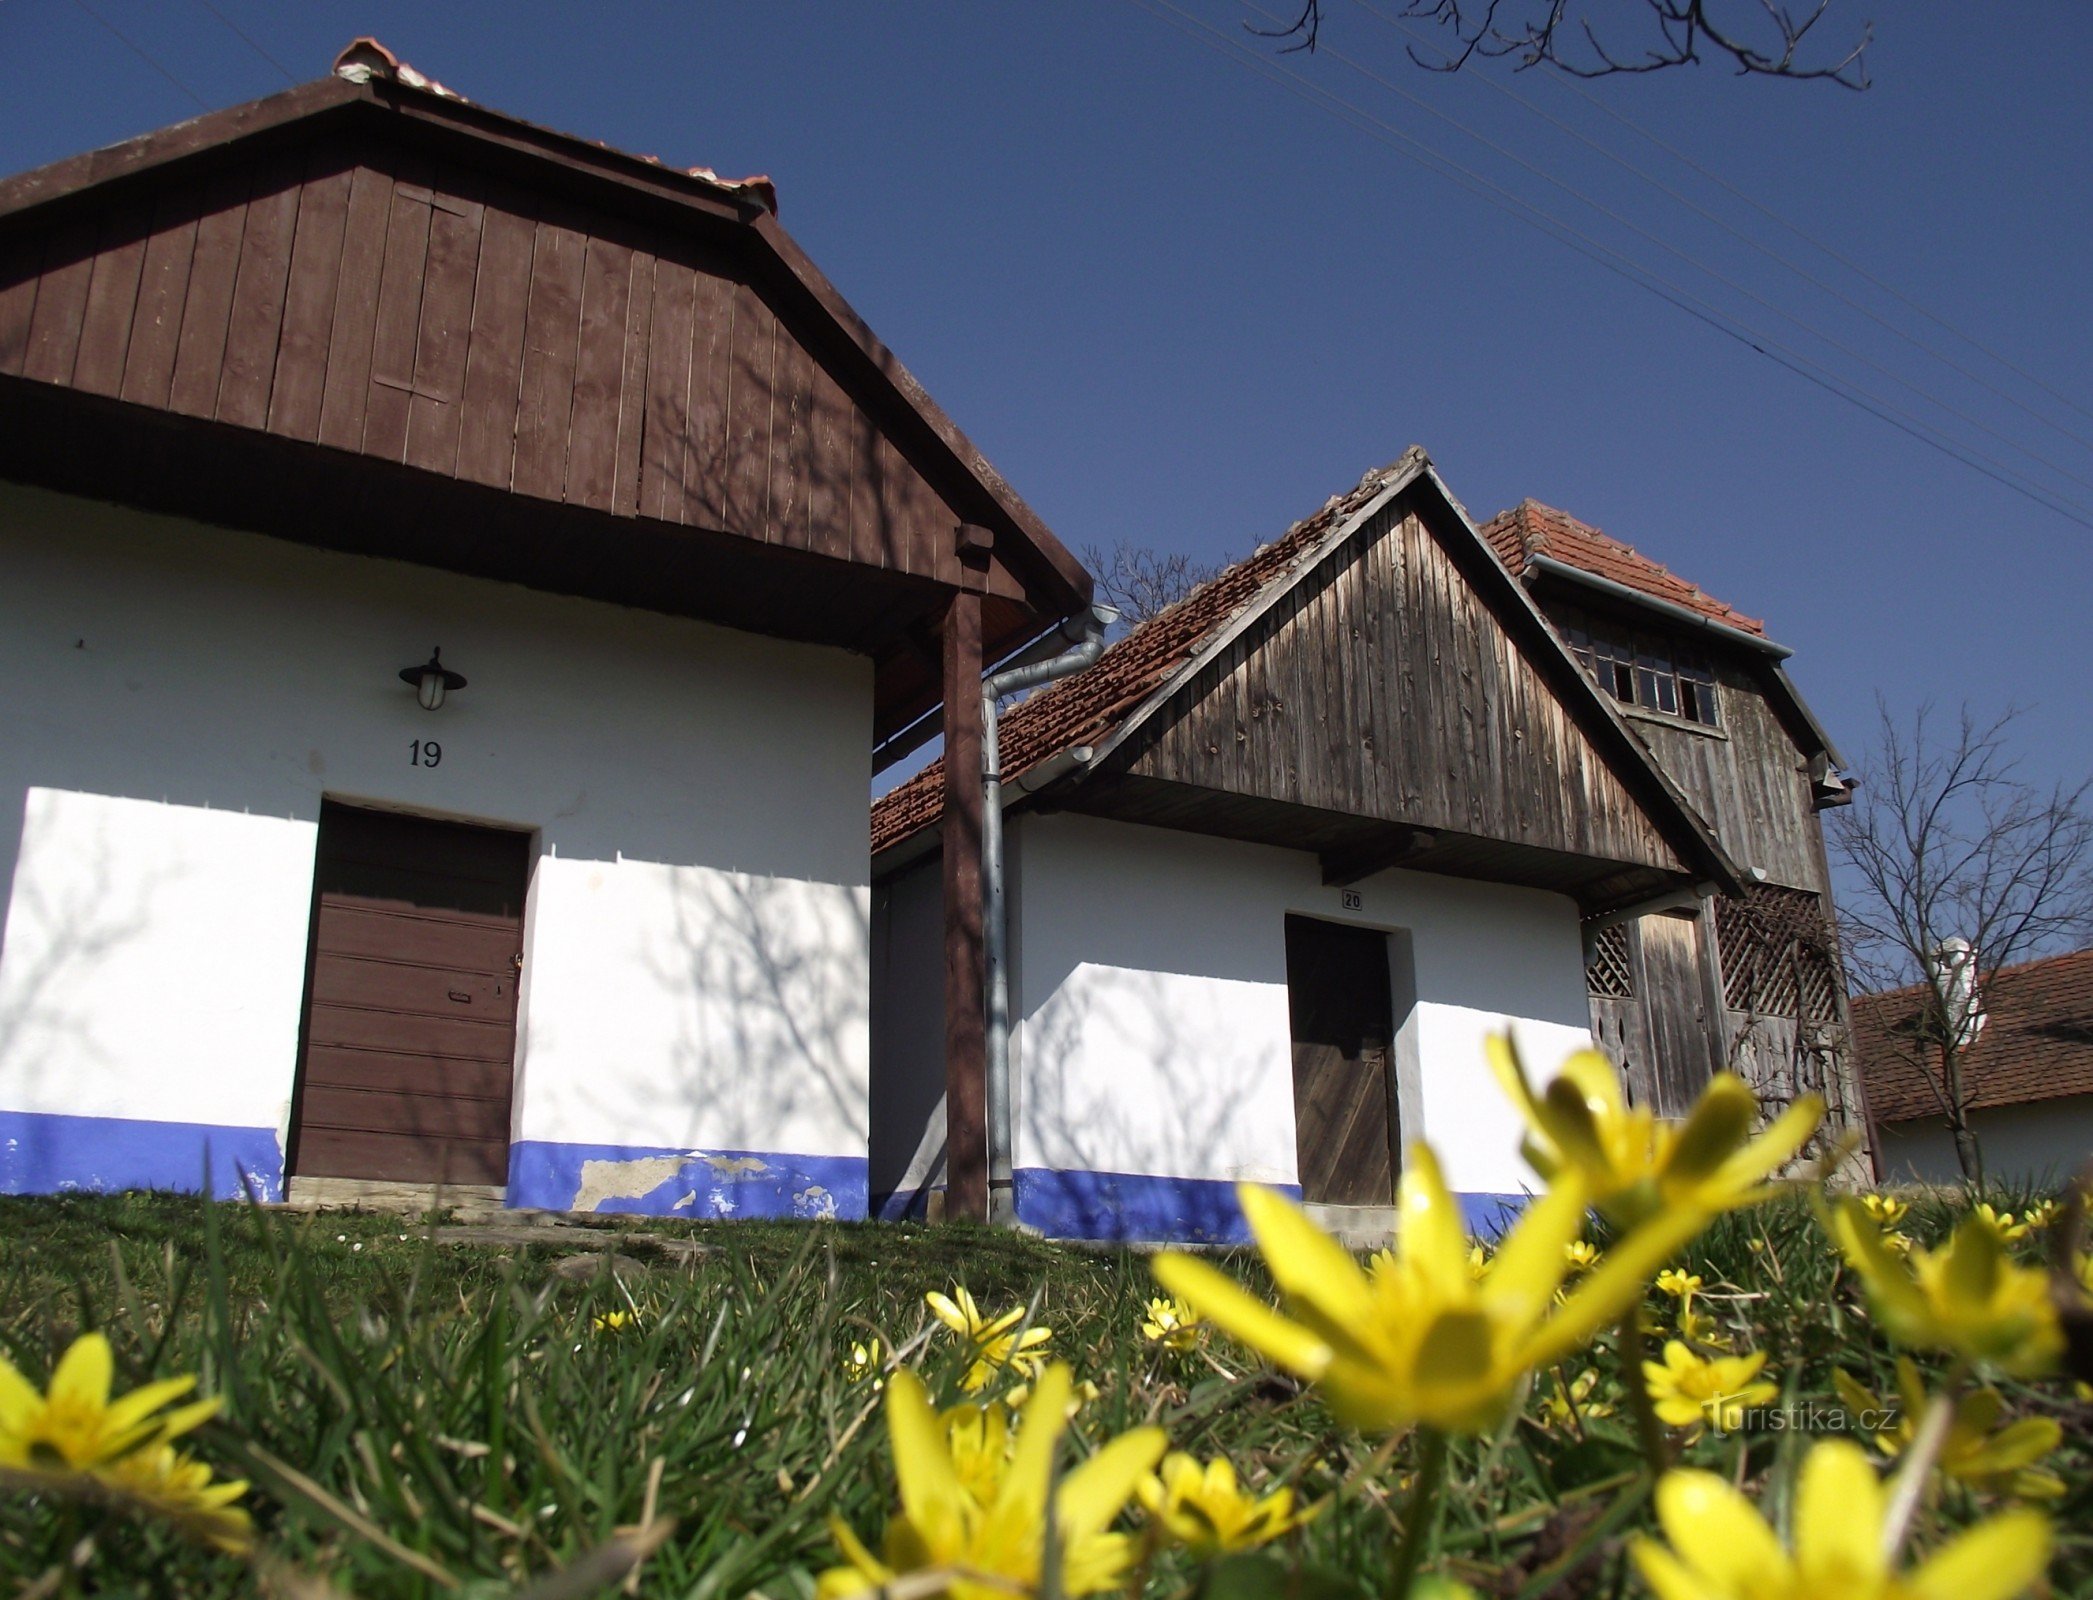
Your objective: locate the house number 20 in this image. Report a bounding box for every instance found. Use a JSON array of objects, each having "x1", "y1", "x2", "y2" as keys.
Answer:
[{"x1": 409, "y1": 739, "x2": 443, "y2": 768}]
